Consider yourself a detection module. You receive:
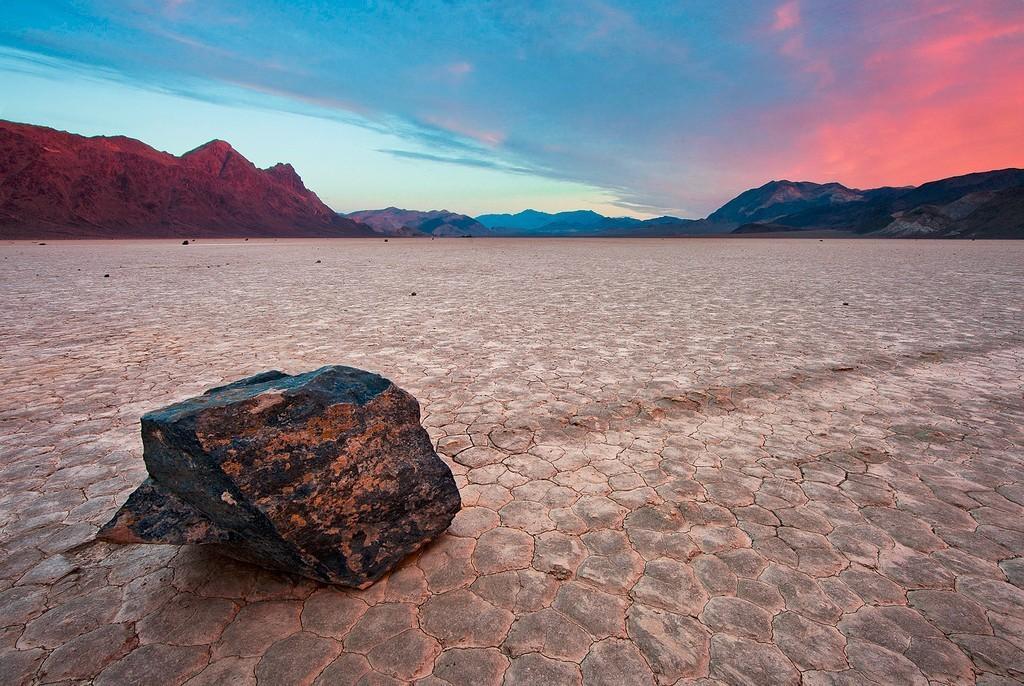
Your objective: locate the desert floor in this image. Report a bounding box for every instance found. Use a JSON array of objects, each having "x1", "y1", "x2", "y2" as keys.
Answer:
[{"x1": 2, "y1": 238, "x2": 1023, "y2": 685}]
